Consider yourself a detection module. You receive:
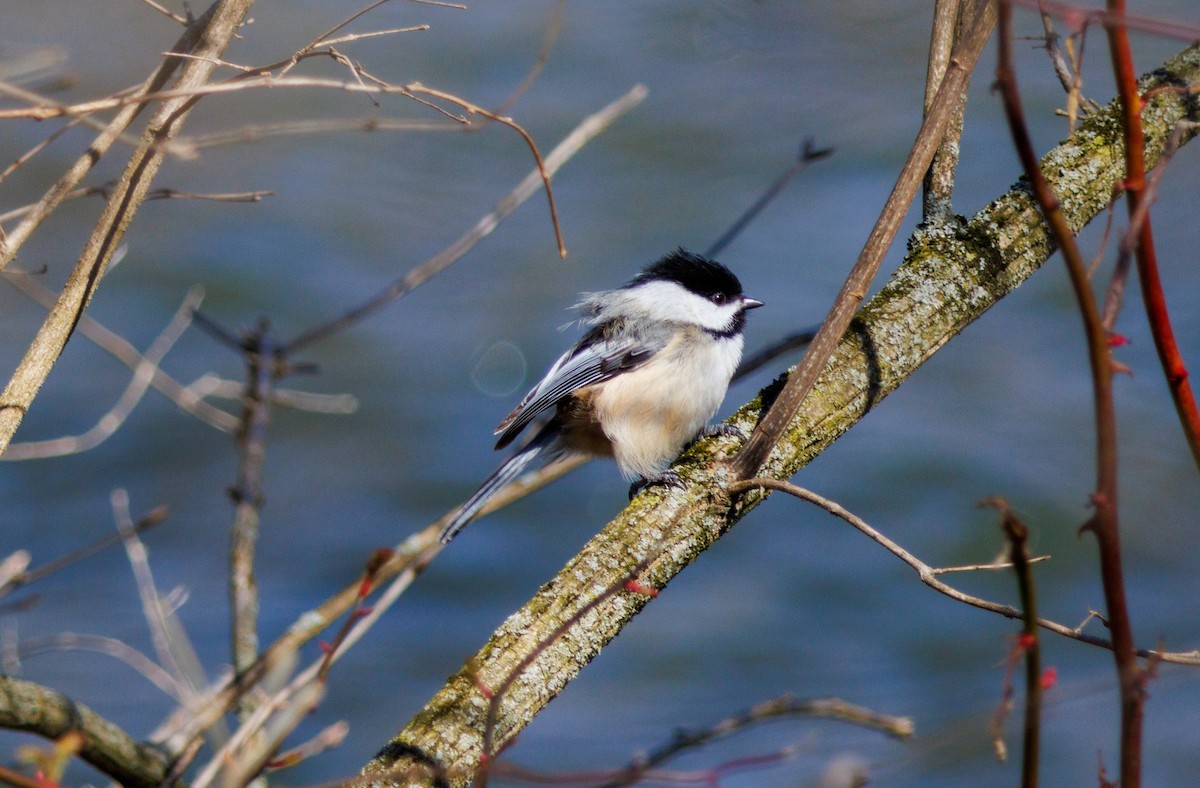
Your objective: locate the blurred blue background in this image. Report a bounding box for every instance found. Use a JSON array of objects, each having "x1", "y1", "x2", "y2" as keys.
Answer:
[{"x1": 2, "y1": 1, "x2": 1198, "y2": 785}]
